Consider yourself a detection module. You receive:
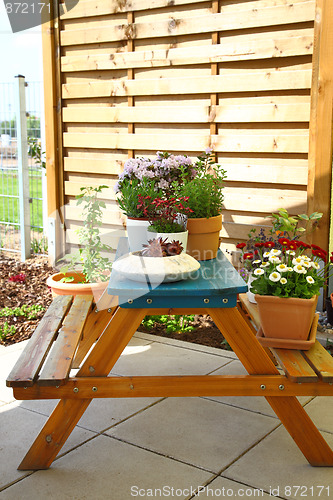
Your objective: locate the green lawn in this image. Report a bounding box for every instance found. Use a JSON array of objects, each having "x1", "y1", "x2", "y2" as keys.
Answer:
[{"x1": 0, "y1": 169, "x2": 43, "y2": 228}]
